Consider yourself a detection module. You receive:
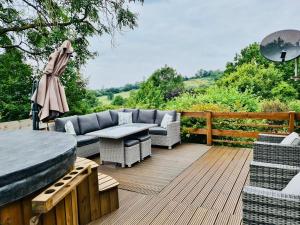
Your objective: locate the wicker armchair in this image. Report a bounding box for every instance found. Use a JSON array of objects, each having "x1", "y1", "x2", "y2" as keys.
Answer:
[
  {"x1": 250, "y1": 161, "x2": 300, "y2": 190},
  {"x1": 243, "y1": 184, "x2": 300, "y2": 225},
  {"x1": 253, "y1": 134, "x2": 300, "y2": 167},
  {"x1": 243, "y1": 133, "x2": 300, "y2": 224}
]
